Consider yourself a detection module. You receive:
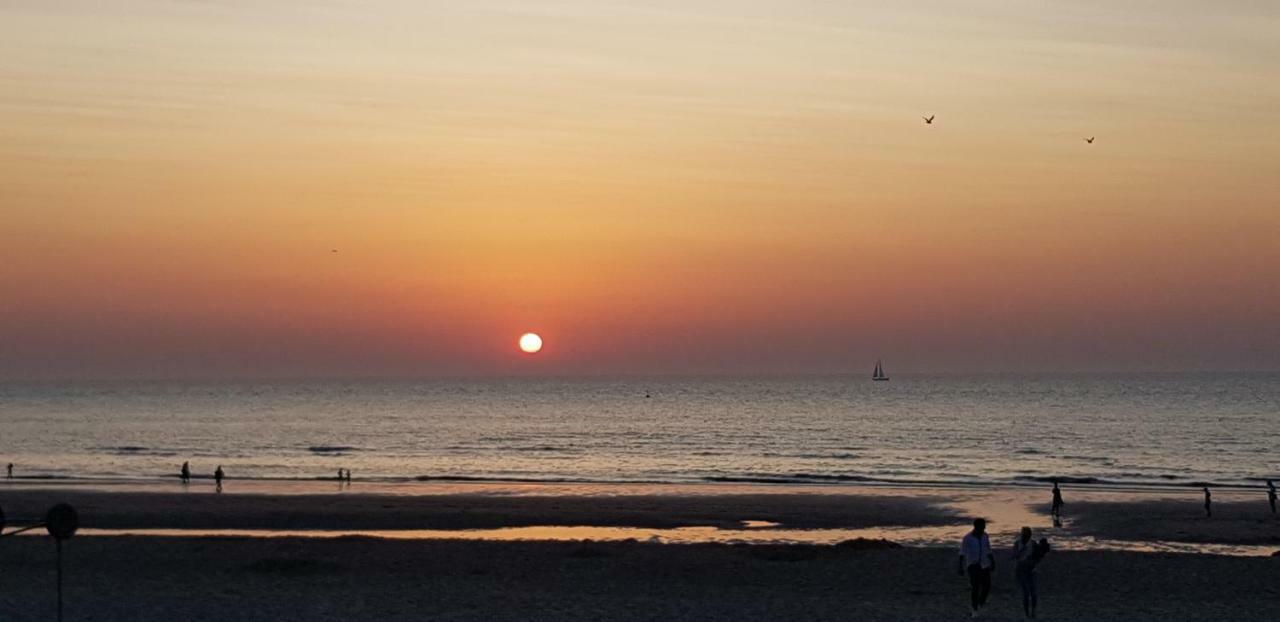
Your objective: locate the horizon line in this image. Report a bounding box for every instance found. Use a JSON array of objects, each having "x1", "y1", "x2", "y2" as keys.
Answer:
[{"x1": 4, "y1": 369, "x2": 1279, "y2": 384}]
